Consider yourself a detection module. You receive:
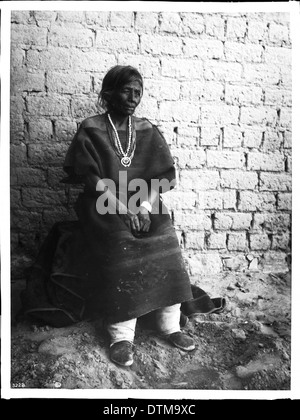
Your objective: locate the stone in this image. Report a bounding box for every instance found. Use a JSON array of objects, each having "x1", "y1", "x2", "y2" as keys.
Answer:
[
  {"x1": 38, "y1": 337, "x2": 77, "y2": 355},
  {"x1": 249, "y1": 258, "x2": 259, "y2": 271},
  {"x1": 232, "y1": 329, "x2": 247, "y2": 340}
]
